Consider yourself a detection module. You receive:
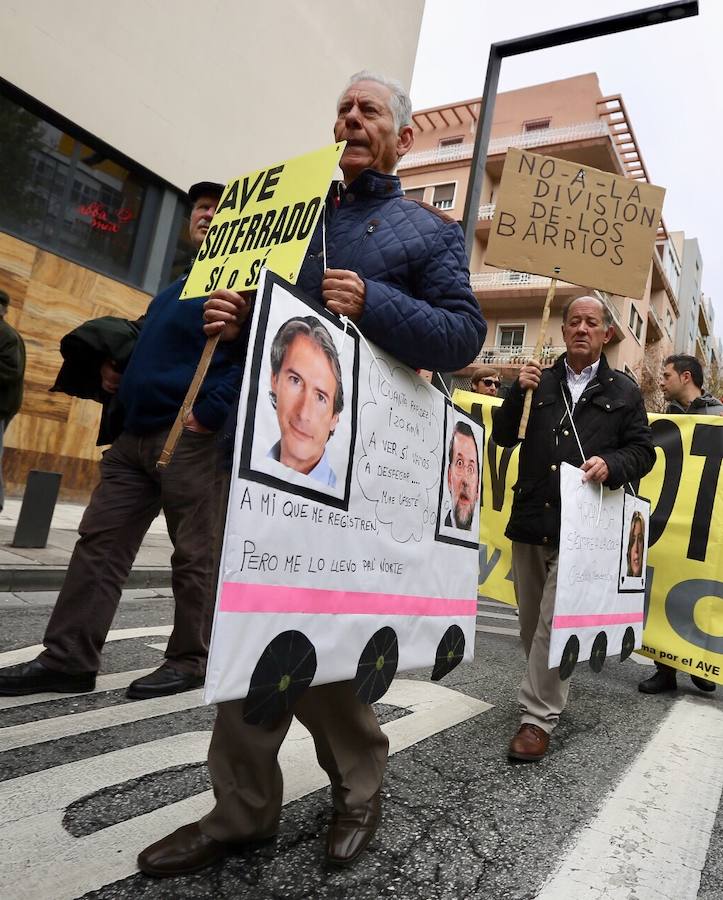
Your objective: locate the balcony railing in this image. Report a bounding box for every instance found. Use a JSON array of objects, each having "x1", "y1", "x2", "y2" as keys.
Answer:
[
  {"x1": 594, "y1": 290, "x2": 624, "y2": 334},
  {"x1": 647, "y1": 303, "x2": 664, "y2": 341},
  {"x1": 399, "y1": 143, "x2": 475, "y2": 169},
  {"x1": 399, "y1": 121, "x2": 613, "y2": 170},
  {"x1": 699, "y1": 298, "x2": 712, "y2": 336},
  {"x1": 478, "y1": 203, "x2": 496, "y2": 220},
  {"x1": 473, "y1": 345, "x2": 565, "y2": 367},
  {"x1": 470, "y1": 271, "x2": 554, "y2": 290}
]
